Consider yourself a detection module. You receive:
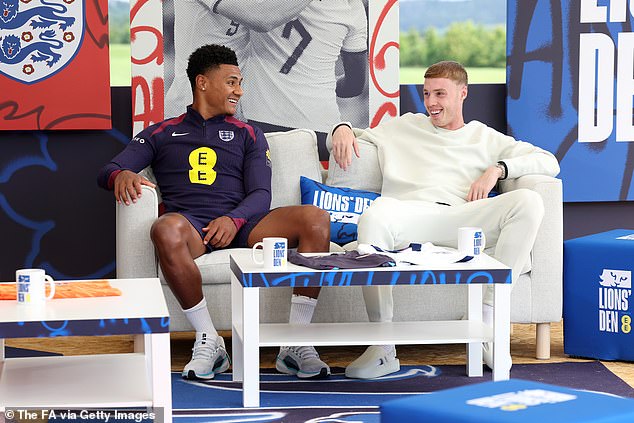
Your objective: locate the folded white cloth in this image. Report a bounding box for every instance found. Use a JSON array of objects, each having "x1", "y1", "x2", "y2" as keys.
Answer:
[{"x1": 357, "y1": 242, "x2": 471, "y2": 266}]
